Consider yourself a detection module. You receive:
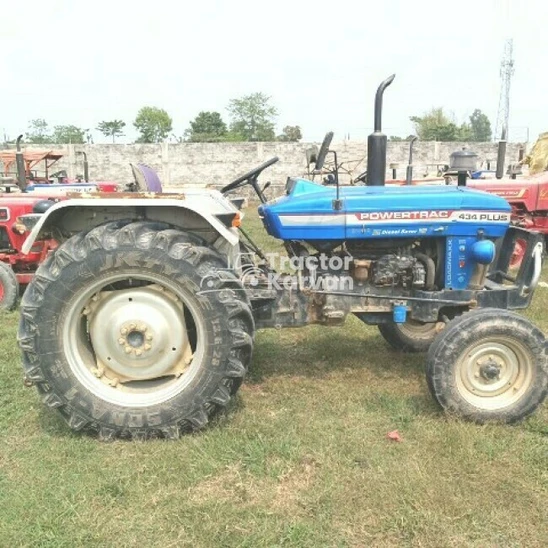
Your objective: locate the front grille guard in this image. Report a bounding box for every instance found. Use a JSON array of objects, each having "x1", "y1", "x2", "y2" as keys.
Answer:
[{"x1": 488, "y1": 226, "x2": 544, "y2": 300}]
